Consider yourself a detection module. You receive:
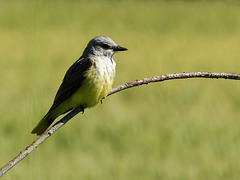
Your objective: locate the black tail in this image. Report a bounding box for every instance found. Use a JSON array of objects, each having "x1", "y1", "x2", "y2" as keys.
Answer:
[{"x1": 31, "y1": 113, "x2": 55, "y2": 135}]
